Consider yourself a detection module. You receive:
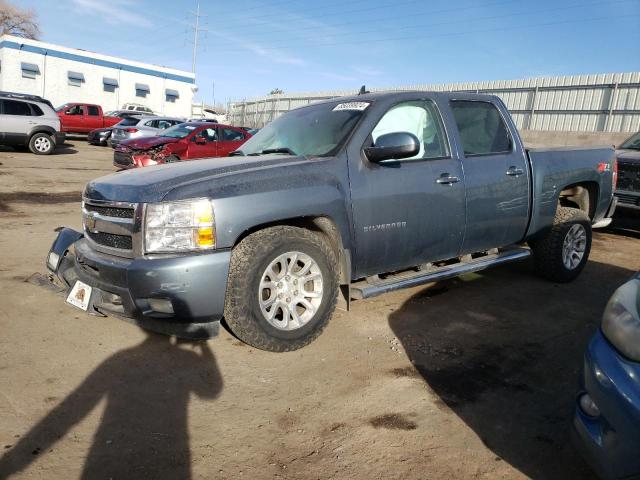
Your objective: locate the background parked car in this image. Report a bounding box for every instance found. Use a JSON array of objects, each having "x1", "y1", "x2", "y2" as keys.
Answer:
[
  {"x1": 105, "y1": 110, "x2": 153, "y2": 119},
  {"x1": 113, "y1": 122, "x2": 251, "y2": 169},
  {"x1": 0, "y1": 91, "x2": 64, "y2": 155},
  {"x1": 574, "y1": 271, "x2": 640, "y2": 480},
  {"x1": 121, "y1": 103, "x2": 154, "y2": 115},
  {"x1": 56, "y1": 103, "x2": 121, "y2": 134},
  {"x1": 109, "y1": 116, "x2": 185, "y2": 148},
  {"x1": 88, "y1": 116, "x2": 146, "y2": 146},
  {"x1": 615, "y1": 131, "x2": 640, "y2": 210}
]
